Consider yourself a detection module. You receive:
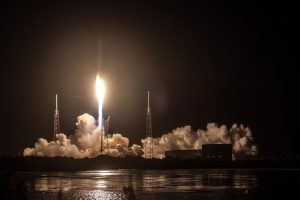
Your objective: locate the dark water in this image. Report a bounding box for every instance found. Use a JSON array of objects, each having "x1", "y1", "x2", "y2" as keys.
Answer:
[{"x1": 2, "y1": 169, "x2": 300, "y2": 199}]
